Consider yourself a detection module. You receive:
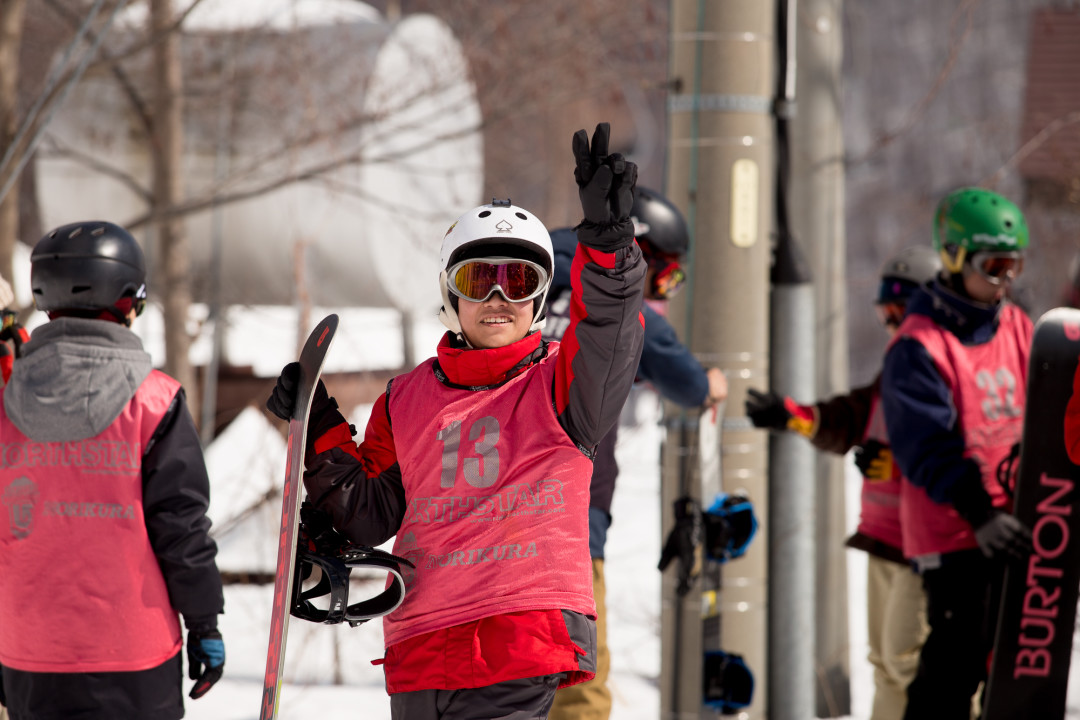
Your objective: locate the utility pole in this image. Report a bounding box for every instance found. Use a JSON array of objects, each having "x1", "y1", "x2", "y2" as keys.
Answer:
[
  {"x1": 787, "y1": 0, "x2": 849, "y2": 714},
  {"x1": 787, "y1": 1, "x2": 850, "y2": 715},
  {"x1": 662, "y1": 2, "x2": 775, "y2": 718},
  {"x1": 767, "y1": 1, "x2": 816, "y2": 717}
]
